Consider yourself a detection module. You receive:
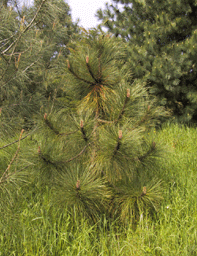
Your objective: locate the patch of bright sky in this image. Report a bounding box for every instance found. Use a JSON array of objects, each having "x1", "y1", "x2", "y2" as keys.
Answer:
[{"x1": 67, "y1": 0, "x2": 114, "y2": 29}]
